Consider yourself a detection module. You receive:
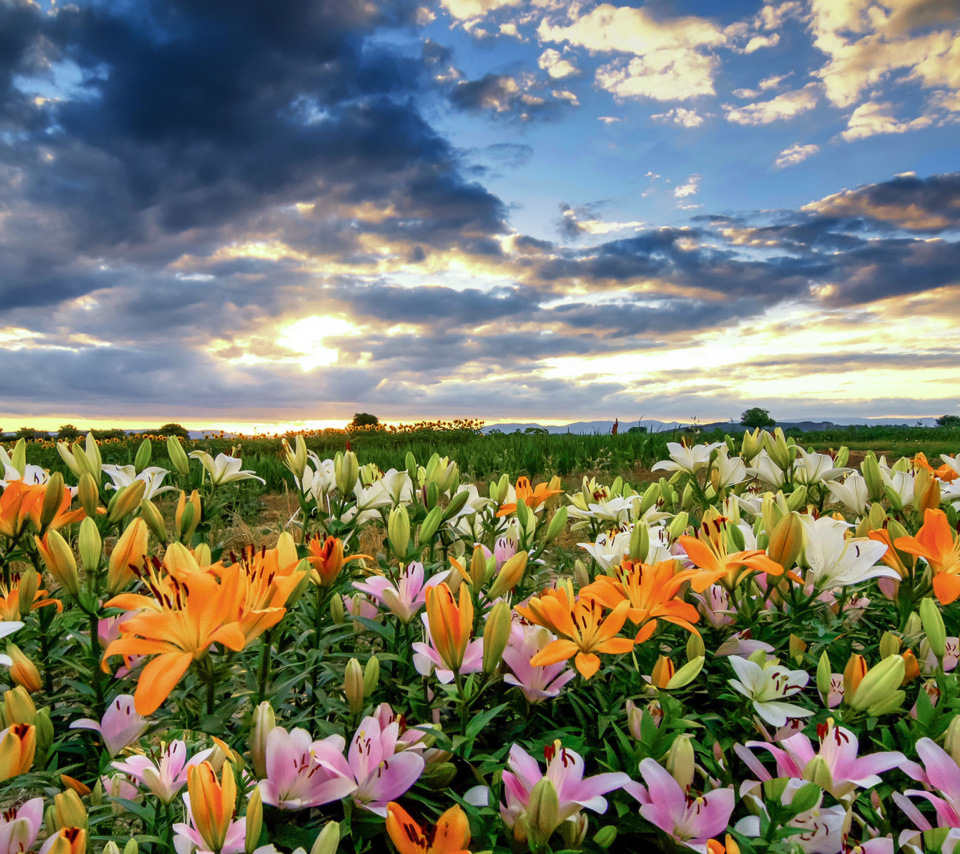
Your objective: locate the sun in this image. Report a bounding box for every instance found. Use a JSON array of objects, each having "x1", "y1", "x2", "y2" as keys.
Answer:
[{"x1": 276, "y1": 315, "x2": 361, "y2": 371}]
